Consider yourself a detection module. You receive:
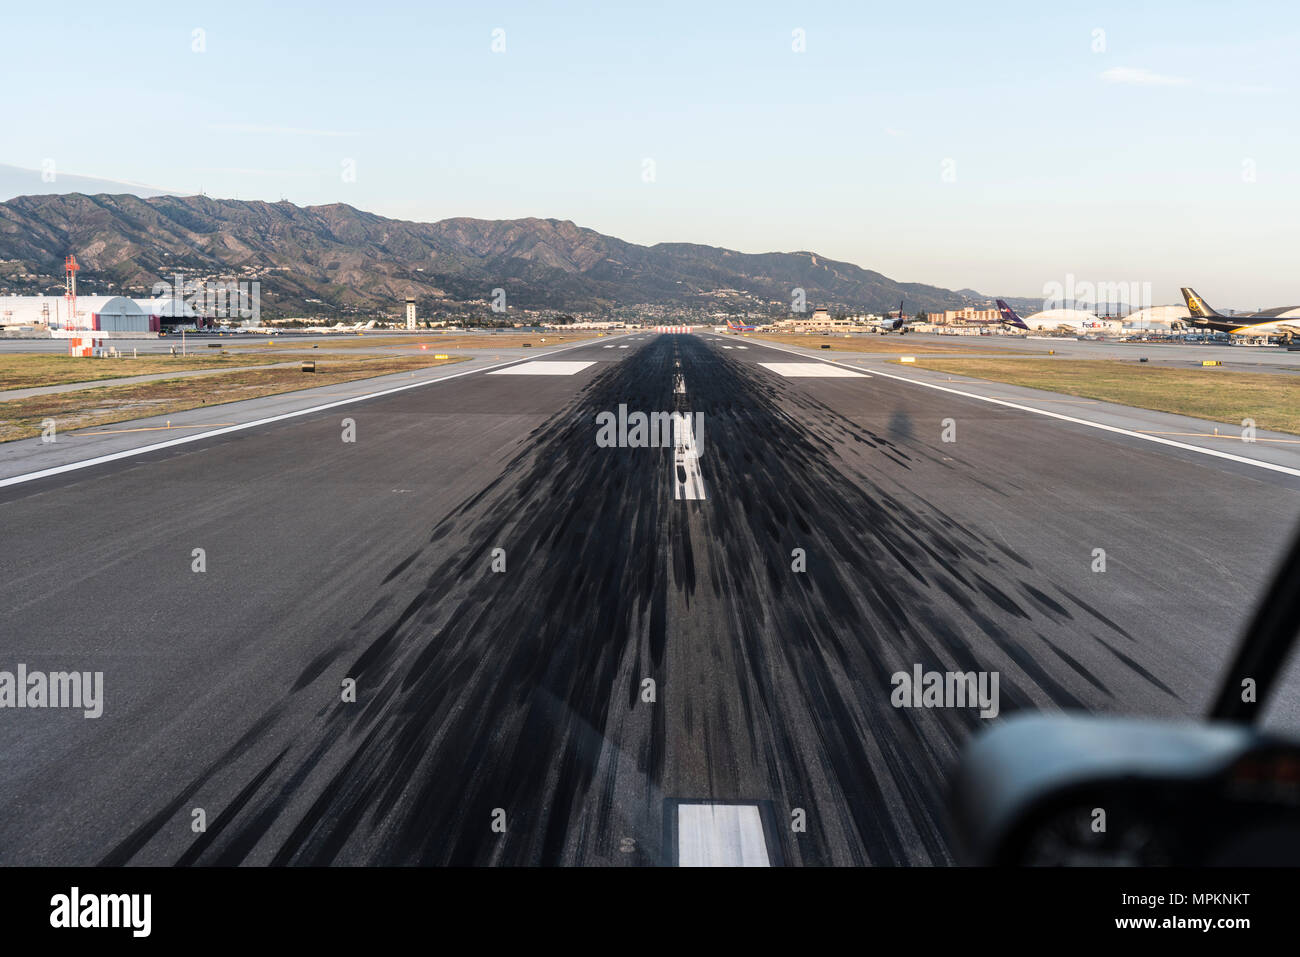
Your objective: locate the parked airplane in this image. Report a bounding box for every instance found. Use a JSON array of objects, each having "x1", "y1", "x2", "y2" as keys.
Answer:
[{"x1": 1180, "y1": 288, "x2": 1300, "y2": 342}]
